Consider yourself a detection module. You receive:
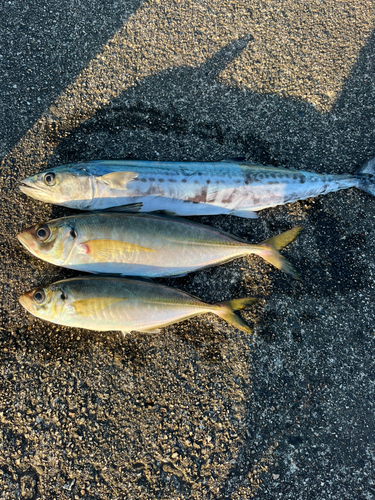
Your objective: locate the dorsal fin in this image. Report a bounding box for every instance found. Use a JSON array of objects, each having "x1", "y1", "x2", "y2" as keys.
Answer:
[{"x1": 221, "y1": 157, "x2": 247, "y2": 163}]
